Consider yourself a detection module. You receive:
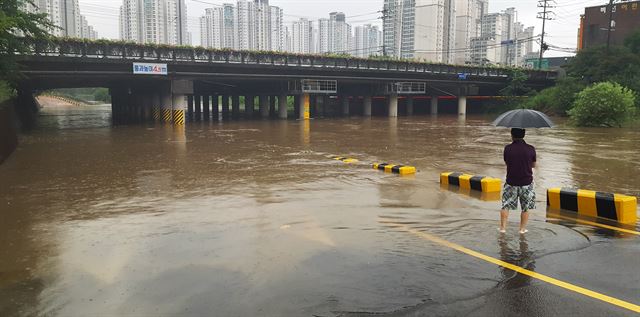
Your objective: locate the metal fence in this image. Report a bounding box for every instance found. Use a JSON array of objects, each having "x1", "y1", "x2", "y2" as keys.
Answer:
[{"x1": 21, "y1": 39, "x2": 558, "y2": 82}]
